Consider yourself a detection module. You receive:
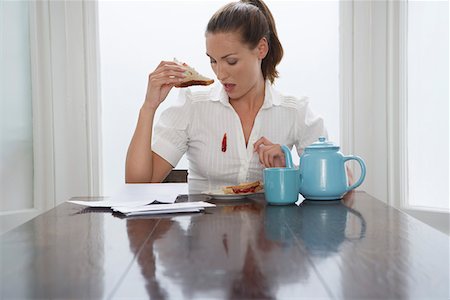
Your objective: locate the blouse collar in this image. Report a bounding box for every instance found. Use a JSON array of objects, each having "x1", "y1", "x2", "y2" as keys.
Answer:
[{"x1": 210, "y1": 80, "x2": 281, "y2": 108}]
